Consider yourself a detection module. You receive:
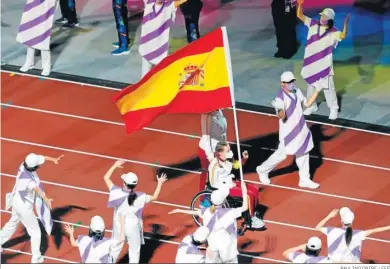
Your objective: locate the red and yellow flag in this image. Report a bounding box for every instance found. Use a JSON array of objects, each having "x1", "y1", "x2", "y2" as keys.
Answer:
[{"x1": 113, "y1": 27, "x2": 234, "y2": 134}]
